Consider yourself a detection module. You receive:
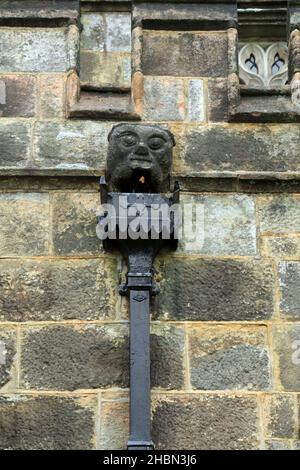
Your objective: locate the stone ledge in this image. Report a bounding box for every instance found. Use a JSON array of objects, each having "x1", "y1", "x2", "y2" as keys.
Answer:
[
  {"x1": 81, "y1": 1, "x2": 132, "y2": 13},
  {"x1": 68, "y1": 90, "x2": 141, "y2": 120},
  {"x1": 229, "y1": 85, "x2": 300, "y2": 124},
  {"x1": 1, "y1": 169, "x2": 300, "y2": 185},
  {"x1": 0, "y1": 121, "x2": 299, "y2": 181},
  {"x1": 133, "y1": 1, "x2": 237, "y2": 29},
  {"x1": 0, "y1": 167, "x2": 104, "y2": 177},
  {"x1": 230, "y1": 96, "x2": 300, "y2": 123},
  {"x1": 174, "y1": 171, "x2": 300, "y2": 181},
  {"x1": 173, "y1": 173, "x2": 300, "y2": 193},
  {"x1": 172, "y1": 175, "x2": 300, "y2": 194},
  {"x1": 1, "y1": 175, "x2": 300, "y2": 193},
  {"x1": 0, "y1": 0, "x2": 80, "y2": 26}
]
